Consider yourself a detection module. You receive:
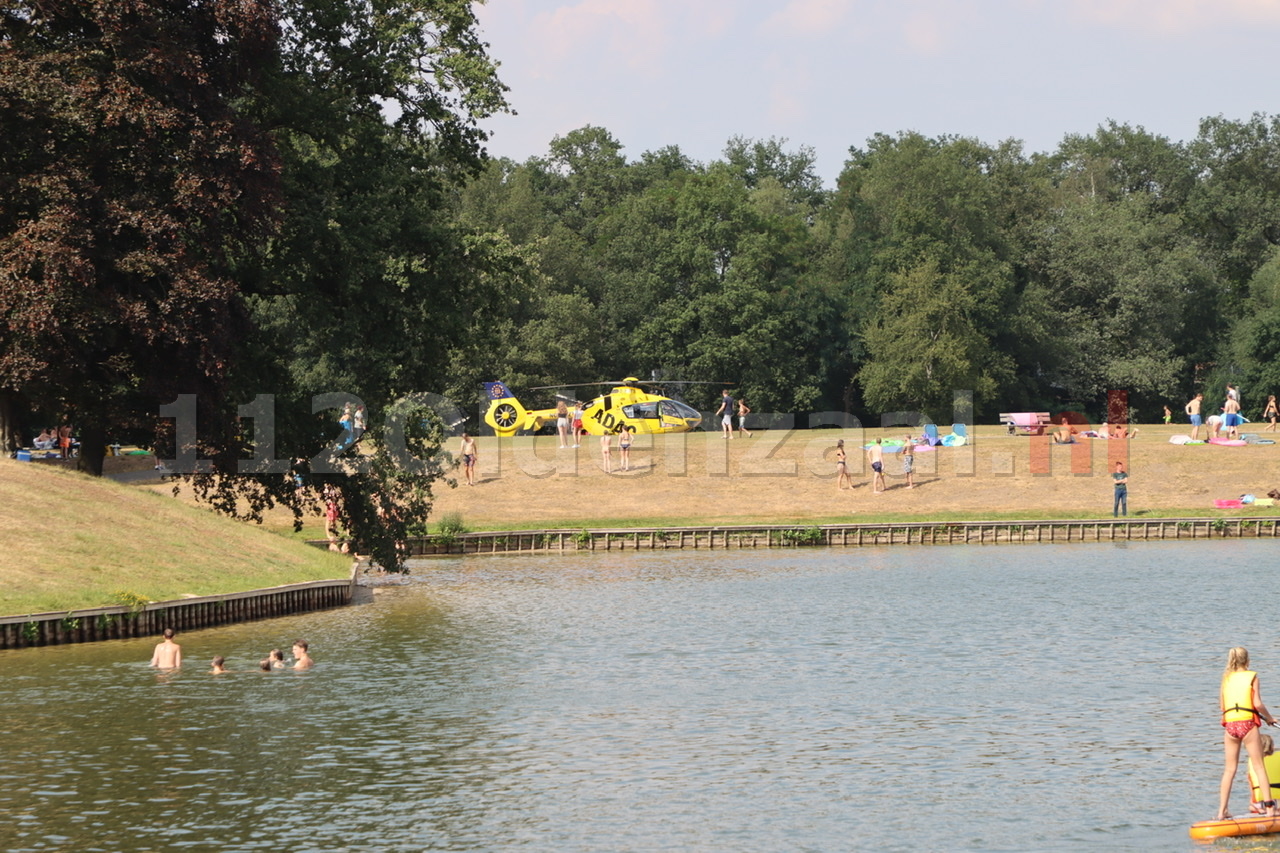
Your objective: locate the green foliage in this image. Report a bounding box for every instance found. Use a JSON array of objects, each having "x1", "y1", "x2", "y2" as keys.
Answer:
[
  {"x1": 13, "y1": 0, "x2": 1280, "y2": 493},
  {"x1": 0, "y1": 0, "x2": 280, "y2": 467},
  {"x1": 435, "y1": 512, "x2": 469, "y2": 538},
  {"x1": 111, "y1": 590, "x2": 151, "y2": 614},
  {"x1": 572, "y1": 529, "x2": 593, "y2": 548},
  {"x1": 780, "y1": 526, "x2": 825, "y2": 545}
]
